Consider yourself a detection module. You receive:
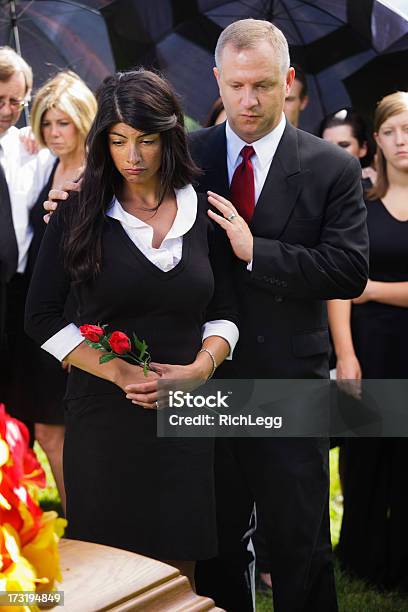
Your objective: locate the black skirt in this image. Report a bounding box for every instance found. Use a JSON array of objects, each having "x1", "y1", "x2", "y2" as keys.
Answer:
[{"x1": 63, "y1": 390, "x2": 217, "y2": 560}]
